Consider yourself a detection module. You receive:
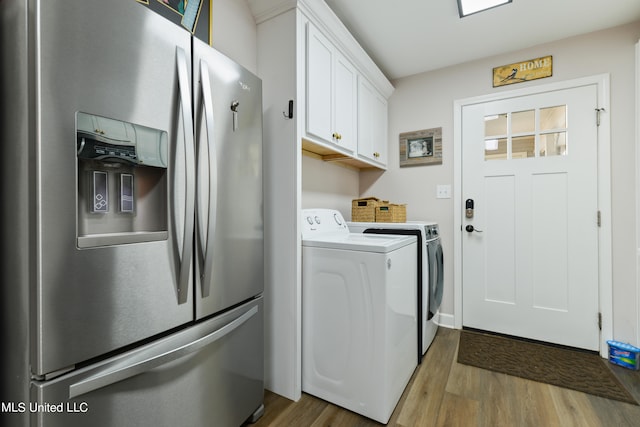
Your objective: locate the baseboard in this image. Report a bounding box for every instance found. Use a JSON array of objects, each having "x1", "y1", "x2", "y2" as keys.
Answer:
[{"x1": 436, "y1": 312, "x2": 455, "y2": 329}]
